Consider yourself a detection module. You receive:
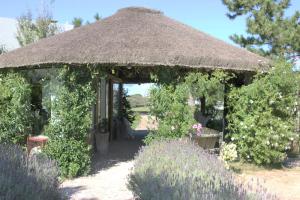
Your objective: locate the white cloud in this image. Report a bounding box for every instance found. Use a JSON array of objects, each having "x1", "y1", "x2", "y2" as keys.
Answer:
[{"x1": 0, "y1": 17, "x2": 19, "y2": 50}]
